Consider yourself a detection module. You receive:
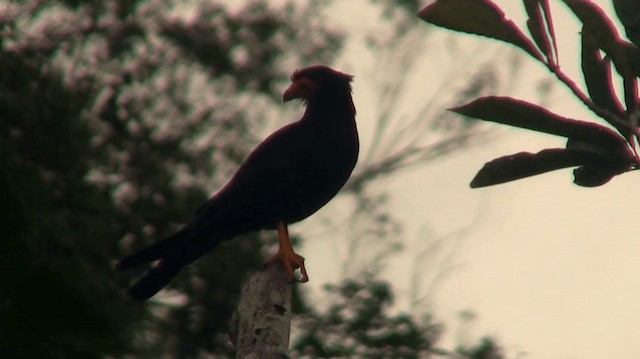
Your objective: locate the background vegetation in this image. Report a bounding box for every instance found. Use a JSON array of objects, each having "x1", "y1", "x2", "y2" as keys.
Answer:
[{"x1": 5, "y1": 0, "x2": 615, "y2": 357}]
